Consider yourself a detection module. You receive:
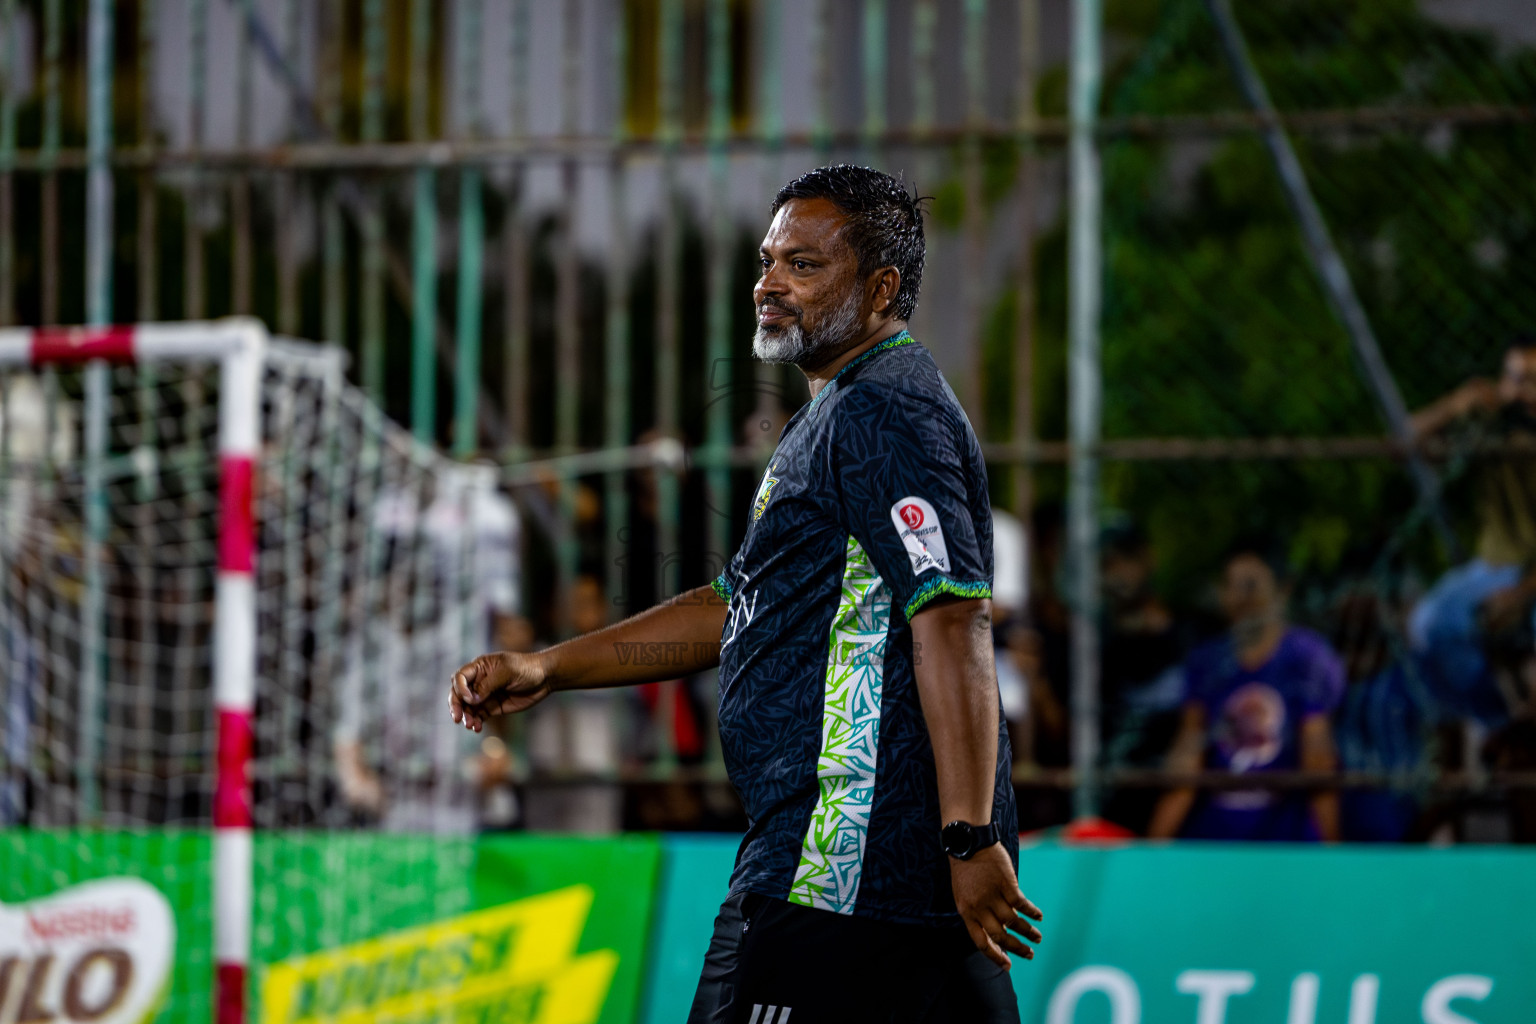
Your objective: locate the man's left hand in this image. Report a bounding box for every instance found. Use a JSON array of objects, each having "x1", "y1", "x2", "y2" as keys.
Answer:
[{"x1": 950, "y1": 844, "x2": 1043, "y2": 969}]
